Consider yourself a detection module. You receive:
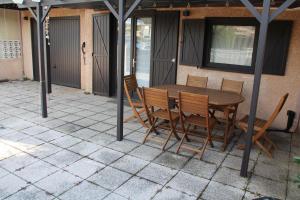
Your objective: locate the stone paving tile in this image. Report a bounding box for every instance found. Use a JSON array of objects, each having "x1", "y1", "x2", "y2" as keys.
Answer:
[
  {"x1": 222, "y1": 155, "x2": 255, "y2": 171},
  {"x1": 182, "y1": 158, "x2": 217, "y2": 179},
  {"x1": 34, "y1": 130, "x2": 65, "y2": 142},
  {"x1": 247, "y1": 175, "x2": 286, "y2": 199},
  {"x1": 111, "y1": 155, "x2": 149, "y2": 174},
  {"x1": 64, "y1": 157, "x2": 105, "y2": 179},
  {"x1": 88, "y1": 166, "x2": 132, "y2": 190},
  {"x1": 200, "y1": 149, "x2": 227, "y2": 166},
  {"x1": 0, "y1": 174, "x2": 28, "y2": 199},
  {"x1": 35, "y1": 170, "x2": 82, "y2": 196},
  {"x1": 44, "y1": 149, "x2": 82, "y2": 168},
  {"x1": 89, "y1": 147, "x2": 124, "y2": 165},
  {"x1": 254, "y1": 162, "x2": 288, "y2": 182},
  {"x1": 72, "y1": 118, "x2": 98, "y2": 127},
  {"x1": 59, "y1": 114, "x2": 83, "y2": 123},
  {"x1": 15, "y1": 160, "x2": 59, "y2": 183},
  {"x1": 70, "y1": 128, "x2": 99, "y2": 140},
  {"x1": 0, "y1": 152, "x2": 39, "y2": 172},
  {"x1": 22, "y1": 126, "x2": 49, "y2": 136},
  {"x1": 201, "y1": 181, "x2": 244, "y2": 200},
  {"x1": 106, "y1": 127, "x2": 134, "y2": 137},
  {"x1": 5, "y1": 185, "x2": 55, "y2": 200},
  {"x1": 243, "y1": 192, "x2": 262, "y2": 200},
  {"x1": 115, "y1": 176, "x2": 162, "y2": 200},
  {"x1": 102, "y1": 193, "x2": 128, "y2": 200},
  {"x1": 0, "y1": 167, "x2": 9, "y2": 178},
  {"x1": 87, "y1": 113, "x2": 112, "y2": 122},
  {"x1": 50, "y1": 135, "x2": 82, "y2": 148},
  {"x1": 154, "y1": 152, "x2": 189, "y2": 170},
  {"x1": 68, "y1": 141, "x2": 100, "y2": 156},
  {"x1": 107, "y1": 140, "x2": 140, "y2": 153},
  {"x1": 42, "y1": 119, "x2": 67, "y2": 129},
  {"x1": 88, "y1": 133, "x2": 116, "y2": 146},
  {"x1": 153, "y1": 187, "x2": 197, "y2": 200},
  {"x1": 212, "y1": 167, "x2": 248, "y2": 189},
  {"x1": 125, "y1": 131, "x2": 145, "y2": 143},
  {"x1": 137, "y1": 163, "x2": 177, "y2": 185},
  {"x1": 167, "y1": 171, "x2": 209, "y2": 197},
  {"x1": 286, "y1": 180, "x2": 300, "y2": 200},
  {"x1": 27, "y1": 143, "x2": 62, "y2": 159},
  {"x1": 0, "y1": 131, "x2": 30, "y2": 143},
  {"x1": 89, "y1": 122, "x2": 115, "y2": 132},
  {"x1": 58, "y1": 181, "x2": 110, "y2": 200},
  {"x1": 0, "y1": 142, "x2": 23, "y2": 160},
  {"x1": 129, "y1": 145, "x2": 162, "y2": 161},
  {"x1": 55, "y1": 123, "x2": 83, "y2": 134},
  {"x1": 13, "y1": 137, "x2": 45, "y2": 151}
]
